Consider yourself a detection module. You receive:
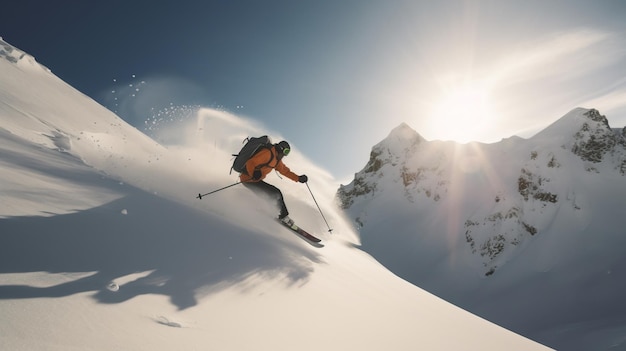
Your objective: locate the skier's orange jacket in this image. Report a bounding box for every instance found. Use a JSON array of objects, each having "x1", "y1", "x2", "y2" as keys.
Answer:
[{"x1": 239, "y1": 146, "x2": 299, "y2": 183}]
